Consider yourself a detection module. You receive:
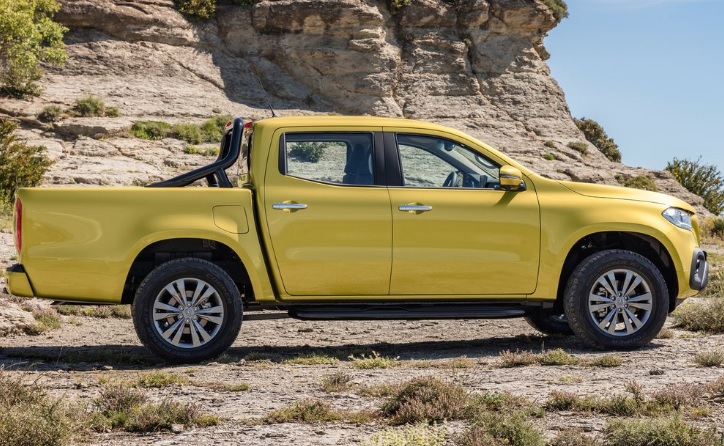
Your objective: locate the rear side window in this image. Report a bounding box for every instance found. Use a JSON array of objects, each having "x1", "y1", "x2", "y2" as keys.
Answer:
[{"x1": 281, "y1": 133, "x2": 375, "y2": 186}]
